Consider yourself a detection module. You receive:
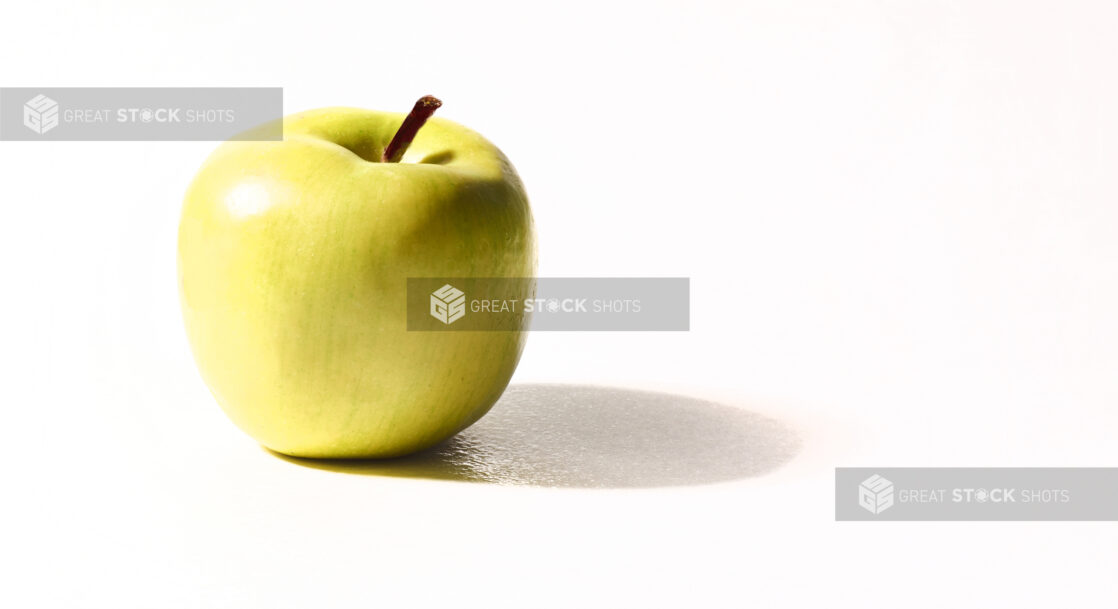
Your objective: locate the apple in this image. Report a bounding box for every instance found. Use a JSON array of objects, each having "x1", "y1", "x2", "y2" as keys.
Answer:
[{"x1": 178, "y1": 97, "x2": 536, "y2": 458}]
